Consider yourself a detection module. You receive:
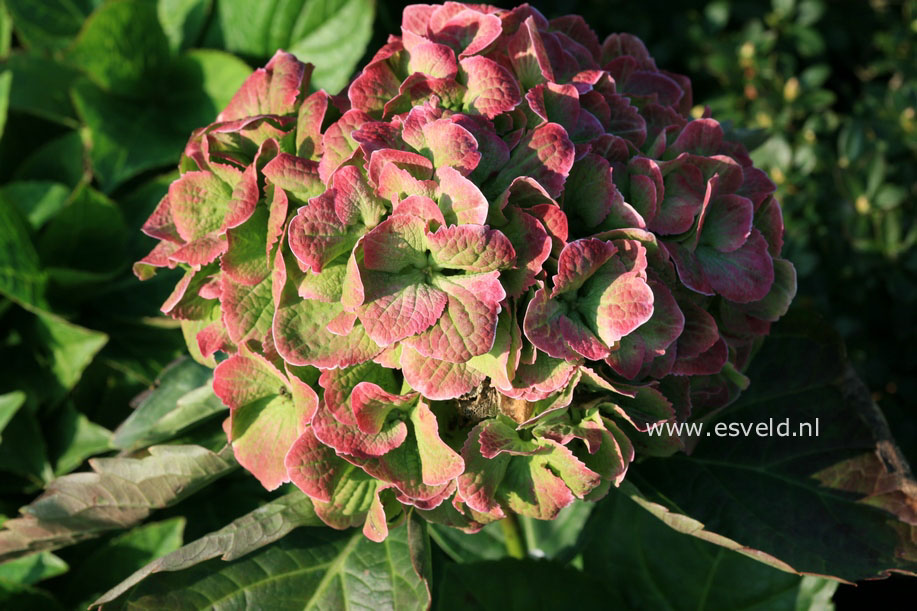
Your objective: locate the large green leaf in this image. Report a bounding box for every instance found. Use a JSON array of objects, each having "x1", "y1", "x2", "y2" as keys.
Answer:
[
  {"x1": 59, "y1": 518, "x2": 185, "y2": 609},
  {"x1": 67, "y1": 0, "x2": 171, "y2": 97},
  {"x1": 435, "y1": 558, "x2": 620, "y2": 610},
  {"x1": 0, "y1": 68, "x2": 9, "y2": 140},
  {"x1": 0, "y1": 181, "x2": 72, "y2": 231},
  {"x1": 112, "y1": 358, "x2": 216, "y2": 452},
  {"x1": 622, "y1": 309, "x2": 917, "y2": 581},
  {"x1": 33, "y1": 310, "x2": 108, "y2": 392},
  {"x1": 429, "y1": 522, "x2": 507, "y2": 564},
  {"x1": 4, "y1": 0, "x2": 91, "y2": 53},
  {"x1": 209, "y1": 0, "x2": 375, "y2": 93},
  {"x1": 157, "y1": 0, "x2": 211, "y2": 51},
  {"x1": 48, "y1": 403, "x2": 112, "y2": 476},
  {"x1": 1, "y1": 53, "x2": 80, "y2": 125},
  {"x1": 71, "y1": 50, "x2": 251, "y2": 191},
  {"x1": 0, "y1": 550, "x2": 68, "y2": 586},
  {"x1": 0, "y1": 391, "x2": 26, "y2": 443},
  {"x1": 0, "y1": 445, "x2": 236, "y2": 562},
  {"x1": 95, "y1": 504, "x2": 431, "y2": 610},
  {"x1": 581, "y1": 488, "x2": 838, "y2": 611},
  {"x1": 0, "y1": 199, "x2": 46, "y2": 308}
]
